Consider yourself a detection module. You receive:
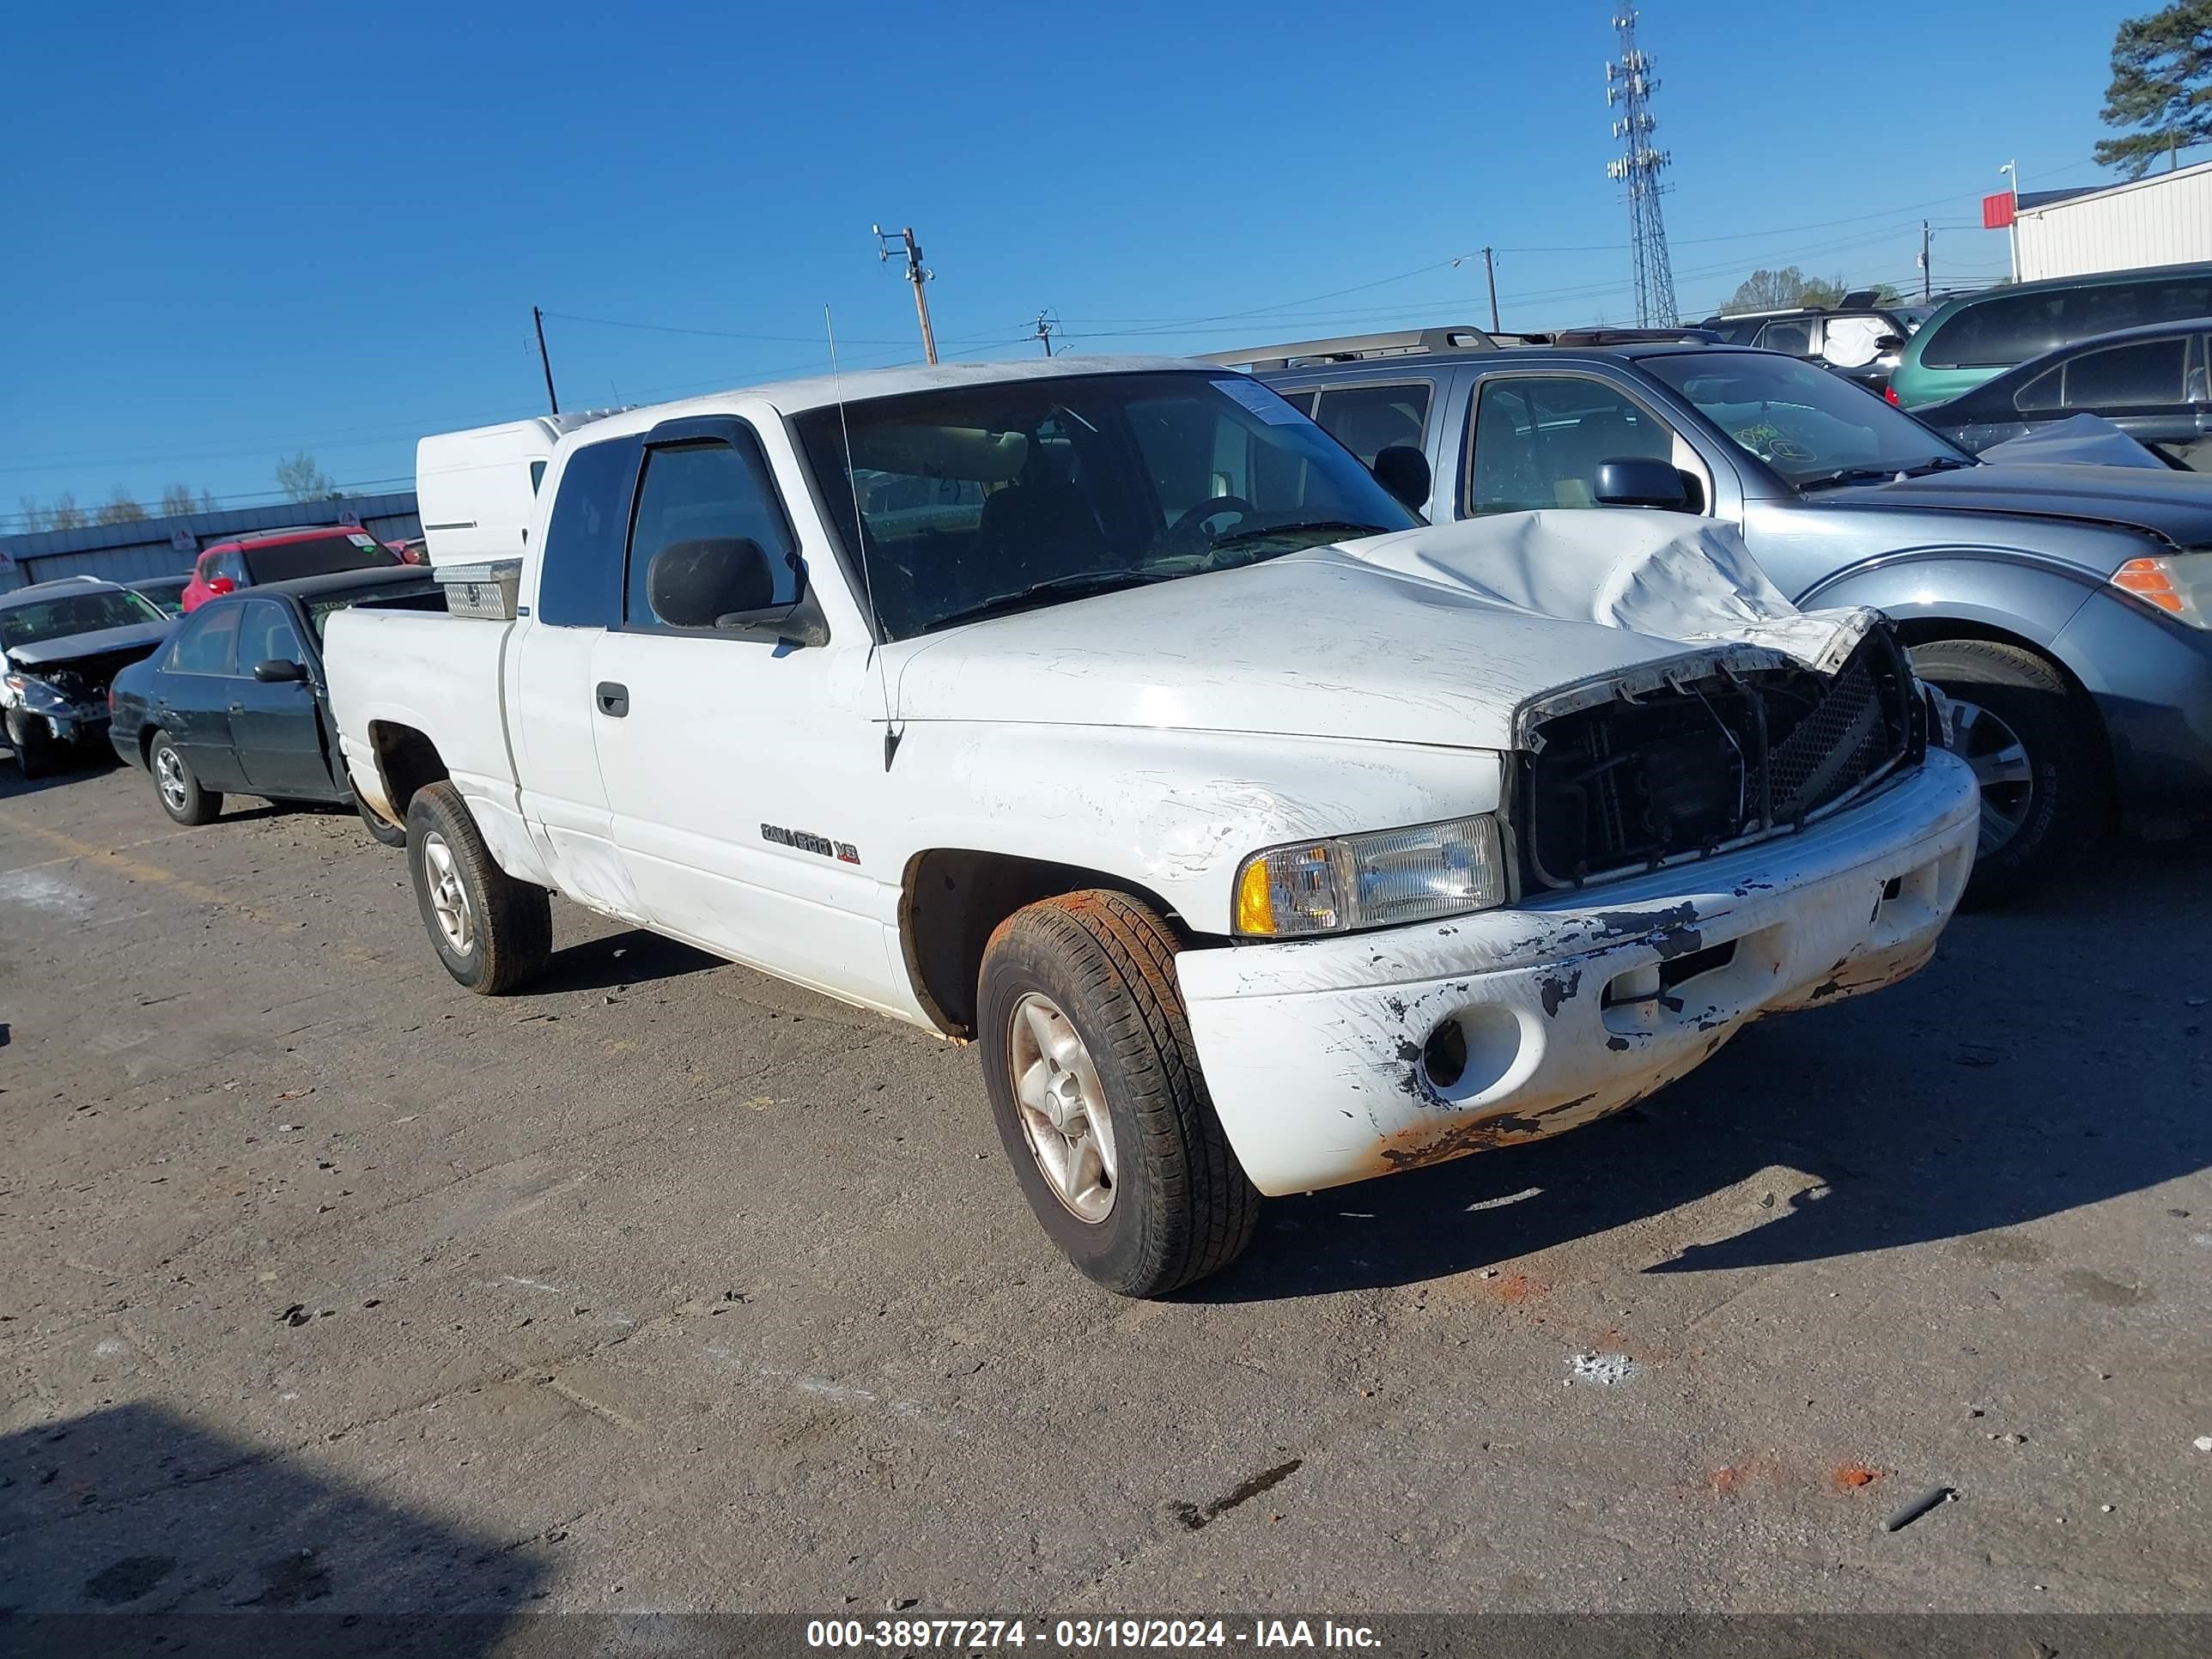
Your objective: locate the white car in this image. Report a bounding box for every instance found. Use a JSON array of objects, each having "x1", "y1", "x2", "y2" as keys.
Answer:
[{"x1": 325, "y1": 356, "x2": 1977, "y2": 1296}]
